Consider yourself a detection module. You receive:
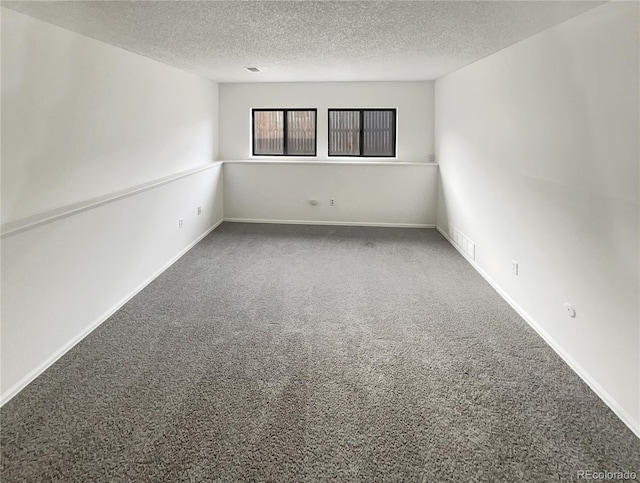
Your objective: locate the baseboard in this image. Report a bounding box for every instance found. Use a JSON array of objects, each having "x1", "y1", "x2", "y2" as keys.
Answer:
[
  {"x1": 0, "y1": 218, "x2": 224, "y2": 407},
  {"x1": 224, "y1": 217, "x2": 435, "y2": 229},
  {"x1": 435, "y1": 225, "x2": 640, "y2": 439}
]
